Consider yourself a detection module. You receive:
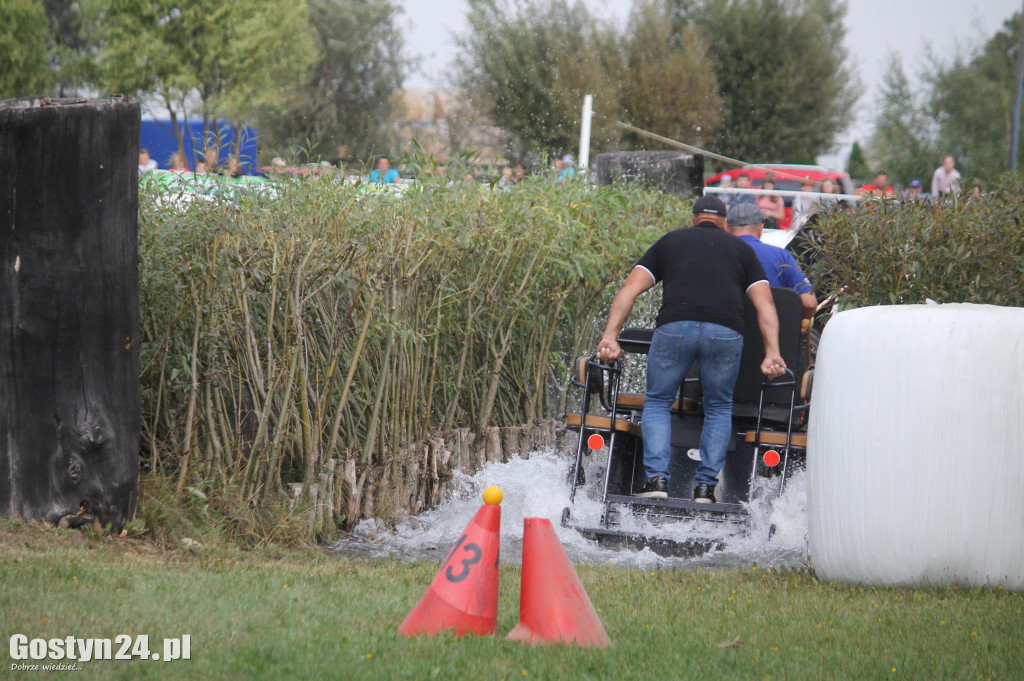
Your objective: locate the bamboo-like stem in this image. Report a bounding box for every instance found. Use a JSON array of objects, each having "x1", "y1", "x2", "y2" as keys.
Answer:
[{"x1": 176, "y1": 298, "x2": 203, "y2": 495}]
